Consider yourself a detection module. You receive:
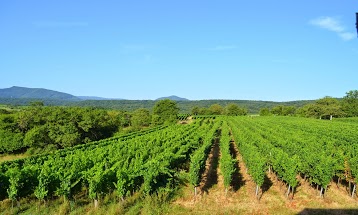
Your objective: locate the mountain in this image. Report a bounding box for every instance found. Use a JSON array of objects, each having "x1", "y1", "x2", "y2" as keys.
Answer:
[
  {"x1": 78, "y1": 96, "x2": 107, "y2": 100},
  {"x1": 77, "y1": 96, "x2": 124, "y2": 100},
  {"x1": 0, "y1": 86, "x2": 80, "y2": 101},
  {"x1": 156, "y1": 95, "x2": 189, "y2": 101},
  {"x1": 0, "y1": 86, "x2": 316, "y2": 114}
]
